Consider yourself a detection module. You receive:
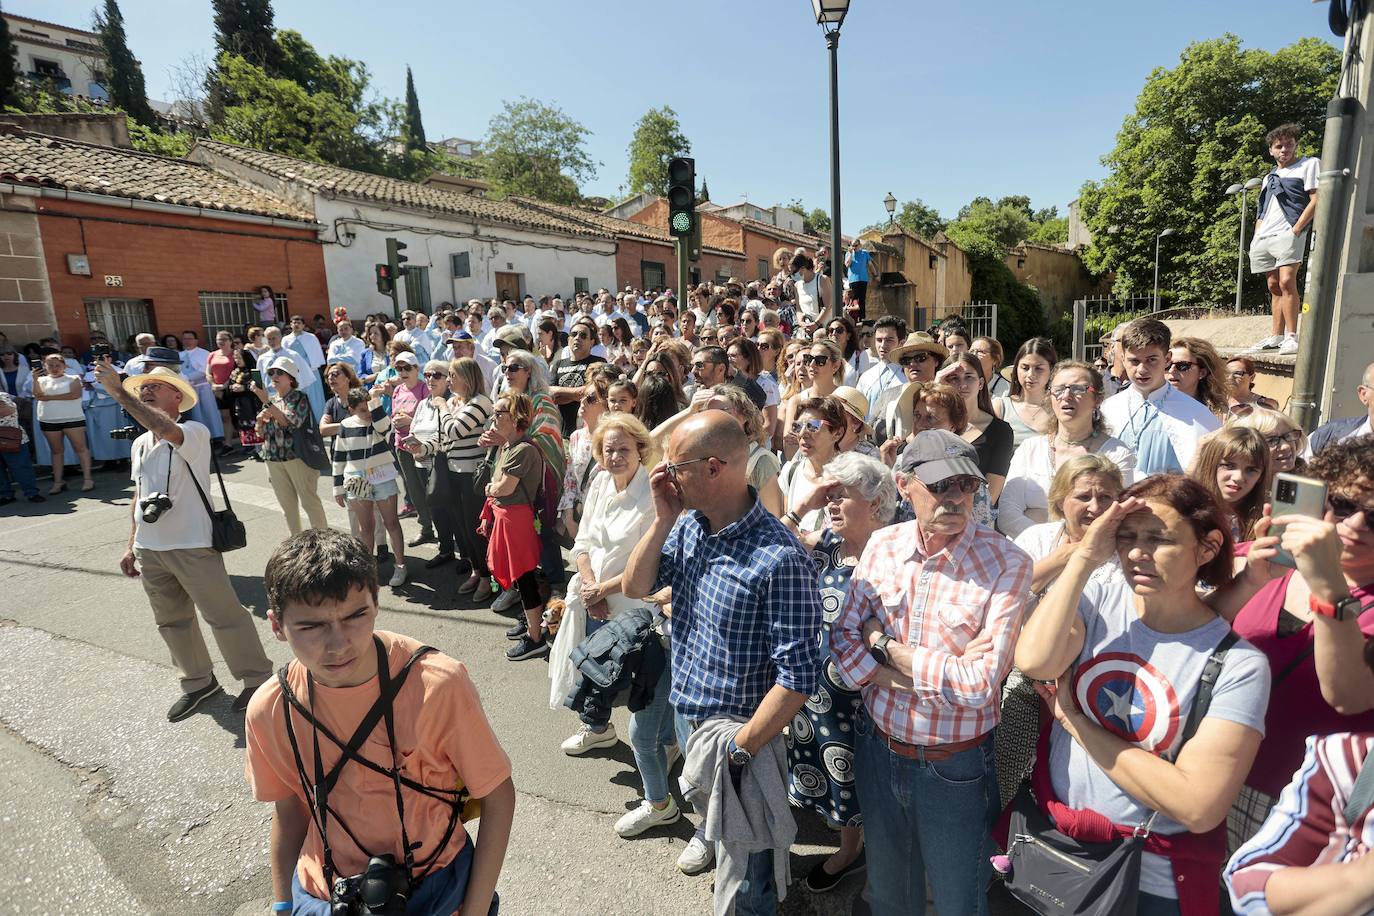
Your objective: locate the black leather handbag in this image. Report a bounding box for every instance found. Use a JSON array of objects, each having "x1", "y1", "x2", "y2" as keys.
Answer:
[{"x1": 183, "y1": 450, "x2": 247, "y2": 552}]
